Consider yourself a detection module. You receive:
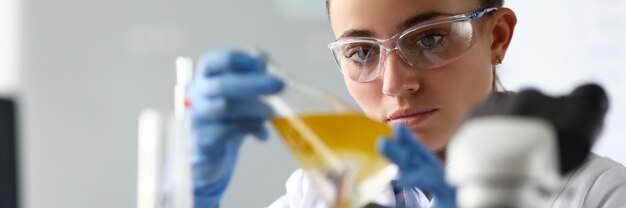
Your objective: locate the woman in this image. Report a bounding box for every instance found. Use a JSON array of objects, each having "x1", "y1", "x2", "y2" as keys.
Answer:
[{"x1": 190, "y1": 0, "x2": 626, "y2": 207}]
